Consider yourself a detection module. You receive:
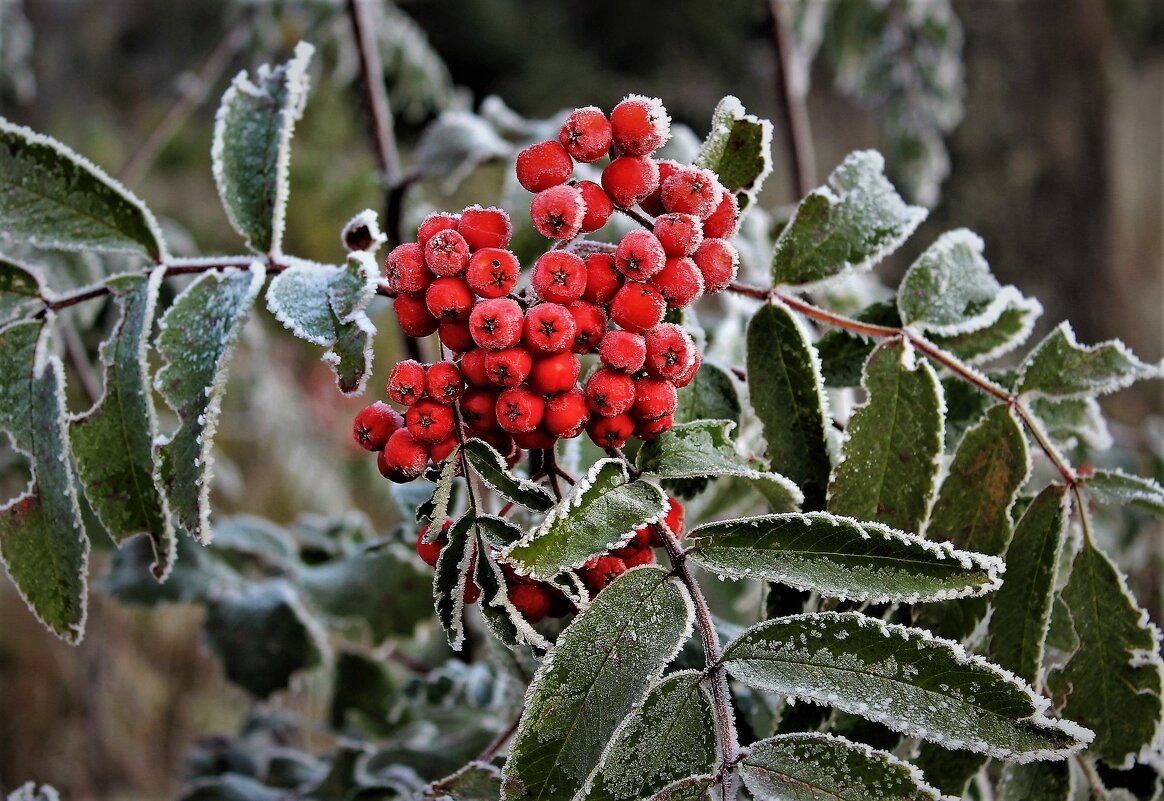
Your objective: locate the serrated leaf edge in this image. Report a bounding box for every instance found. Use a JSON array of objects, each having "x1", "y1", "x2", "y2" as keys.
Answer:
[{"x1": 477, "y1": 545, "x2": 552, "y2": 651}]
